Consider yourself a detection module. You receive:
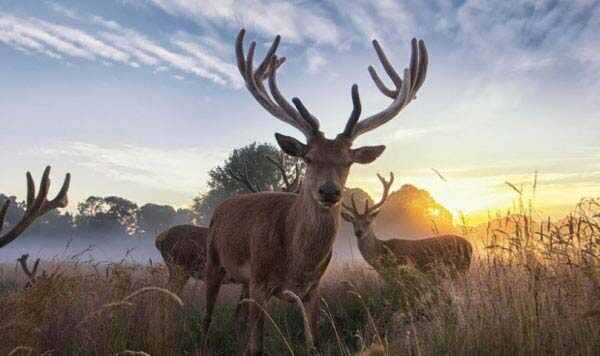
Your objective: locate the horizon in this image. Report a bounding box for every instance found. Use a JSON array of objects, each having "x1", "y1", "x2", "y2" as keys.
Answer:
[{"x1": 1, "y1": 1, "x2": 599, "y2": 225}]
